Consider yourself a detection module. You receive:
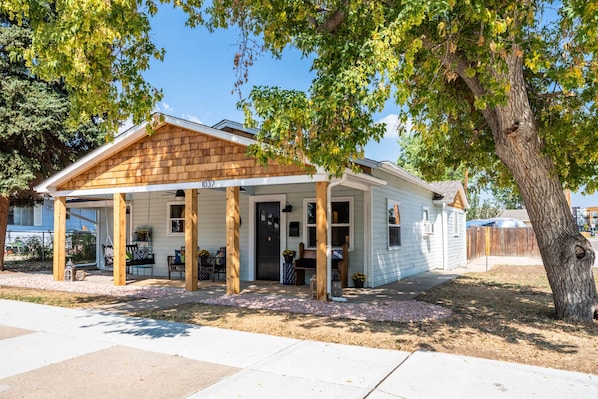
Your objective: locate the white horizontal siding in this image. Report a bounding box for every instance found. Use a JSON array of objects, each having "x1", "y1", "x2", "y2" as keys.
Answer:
[
  {"x1": 369, "y1": 170, "x2": 443, "y2": 287},
  {"x1": 128, "y1": 190, "x2": 250, "y2": 278},
  {"x1": 116, "y1": 176, "x2": 466, "y2": 282},
  {"x1": 254, "y1": 183, "x2": 365, "y2": 283},
  {"x1": 445, "y1": 207, "x2": 467, "y2": 269}
]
